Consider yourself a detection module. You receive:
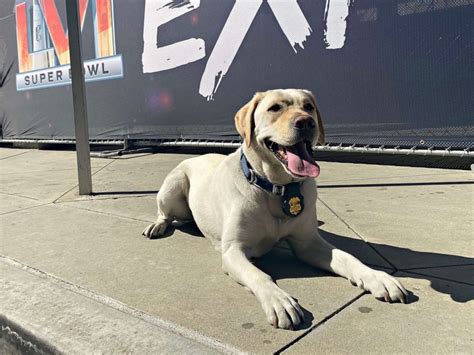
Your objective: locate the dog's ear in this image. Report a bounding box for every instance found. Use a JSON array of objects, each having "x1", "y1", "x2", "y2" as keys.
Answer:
[
  {"x1": 305, "y1": 90, "x2": 325, "y2": 146},
  {"x1": 315, "y1": 107, "x2": 325, "y2": 145},
  {"x1": 235, "y1": 93, "x2": 262, "y2": 147}
]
